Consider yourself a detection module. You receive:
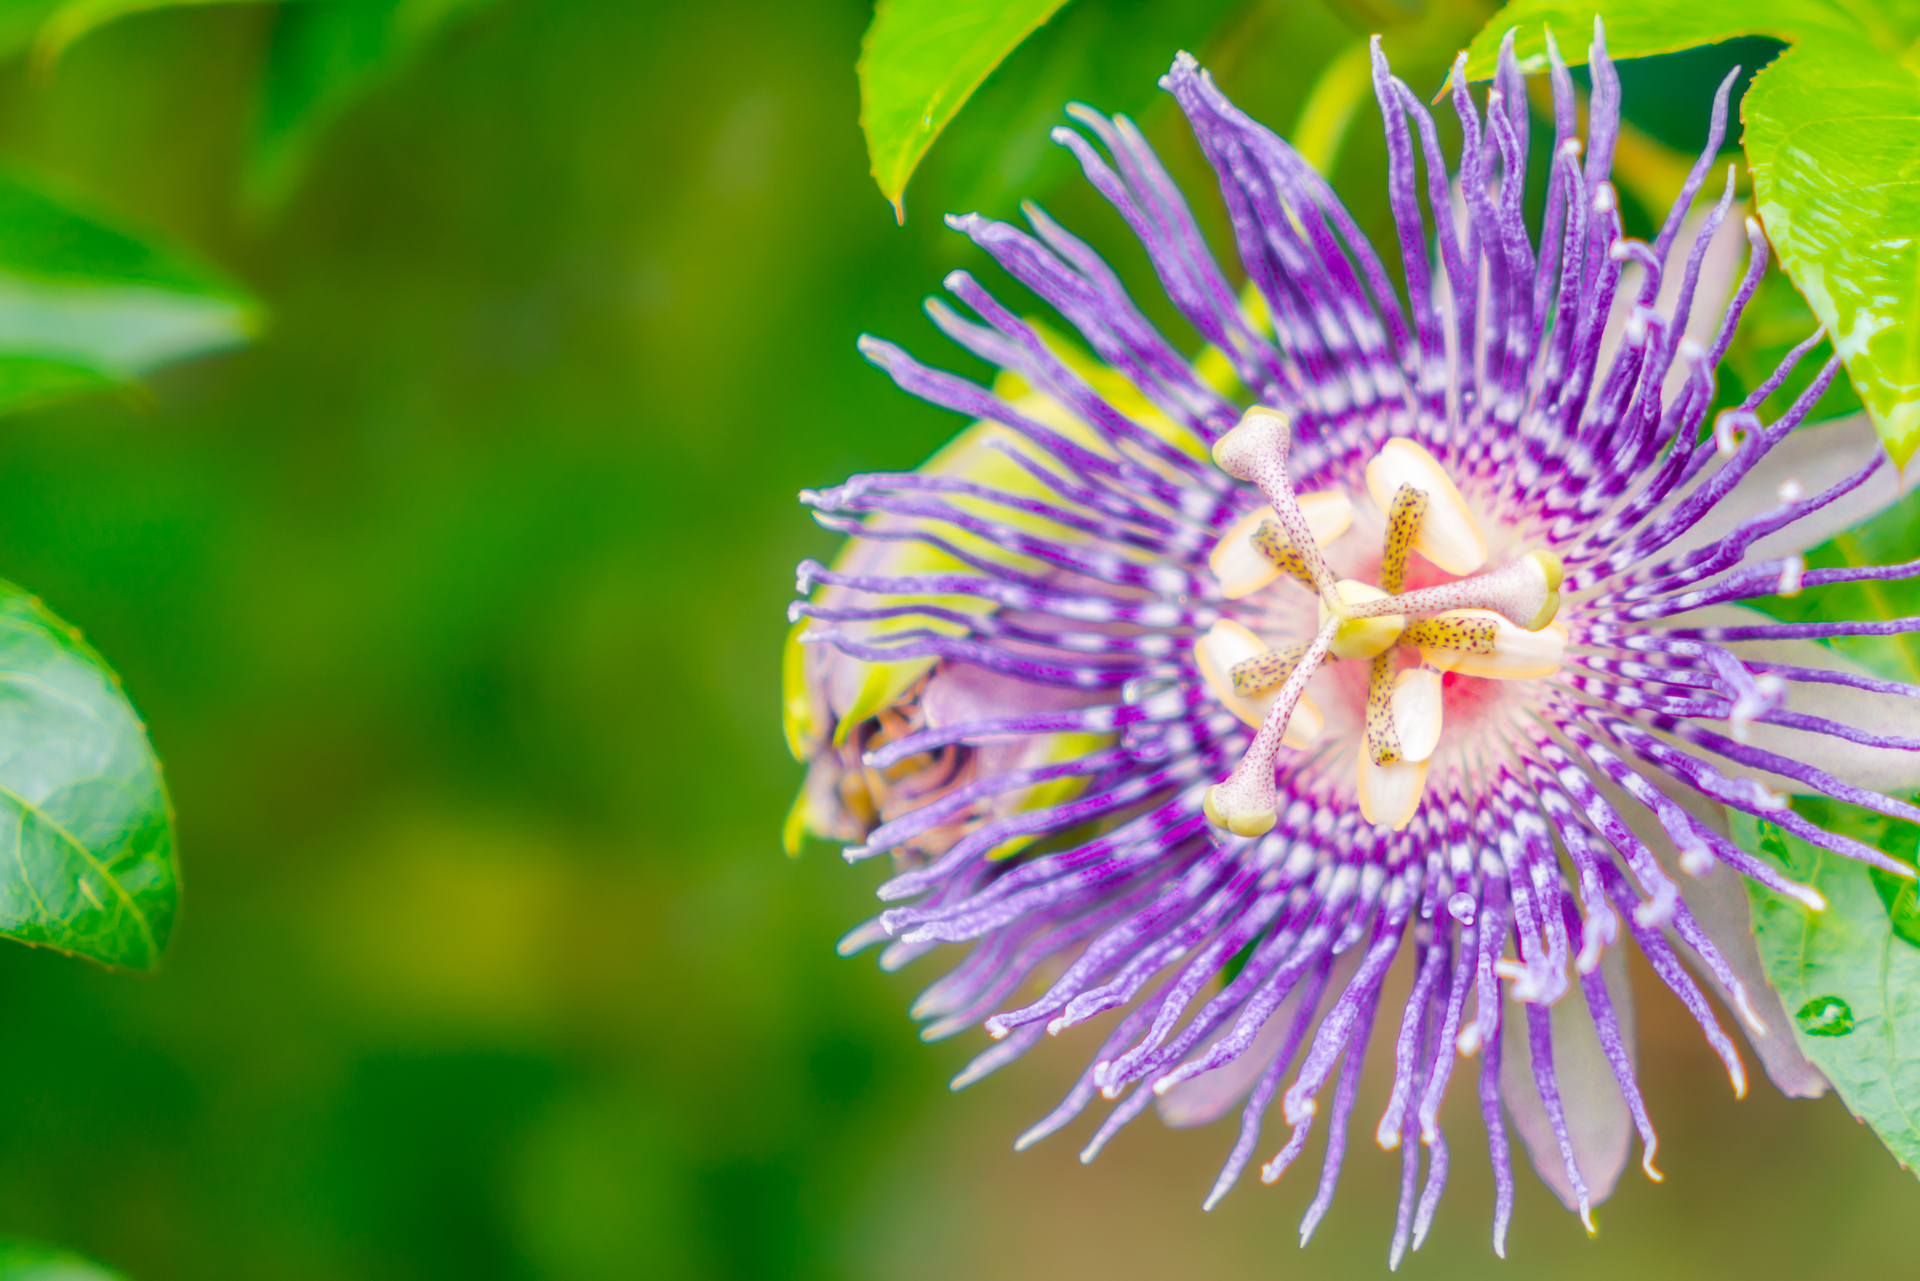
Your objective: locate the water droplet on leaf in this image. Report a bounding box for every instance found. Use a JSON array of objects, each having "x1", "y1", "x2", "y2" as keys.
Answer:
[{"x1": 1796, "y1": 995, "x2": 1854, "y2": 1037}]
